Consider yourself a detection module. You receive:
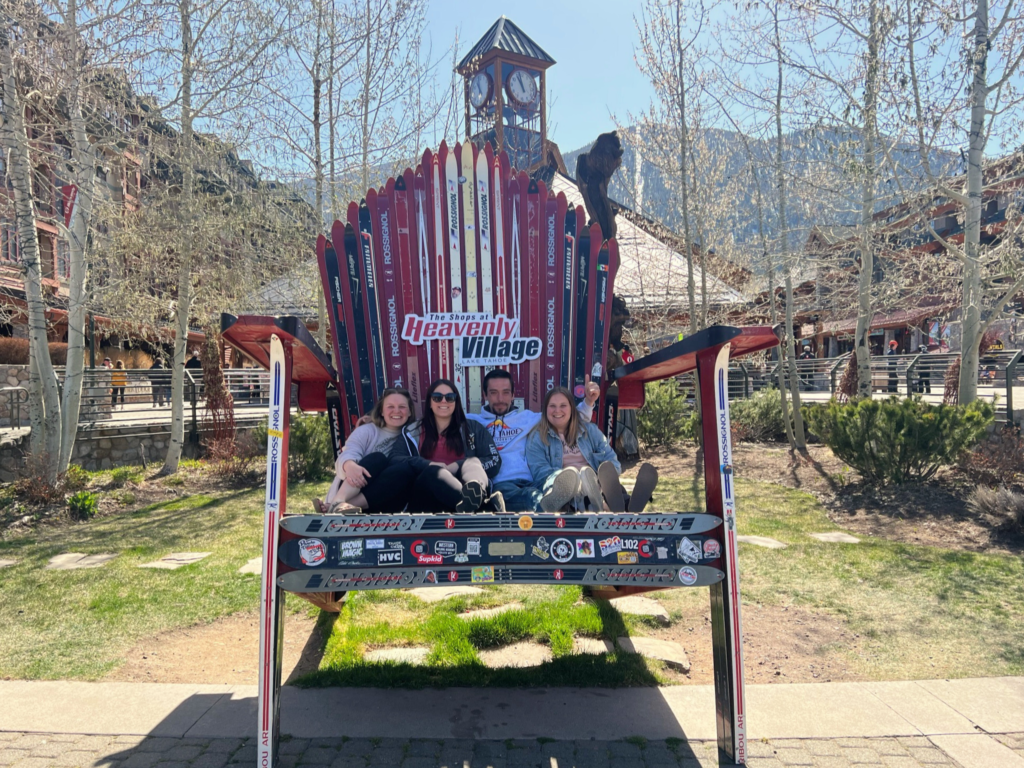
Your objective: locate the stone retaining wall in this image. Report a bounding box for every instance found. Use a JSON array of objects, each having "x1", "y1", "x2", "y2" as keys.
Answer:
[{"x1": 0, "y1": 422, "x2": 261, "y2": 477}]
